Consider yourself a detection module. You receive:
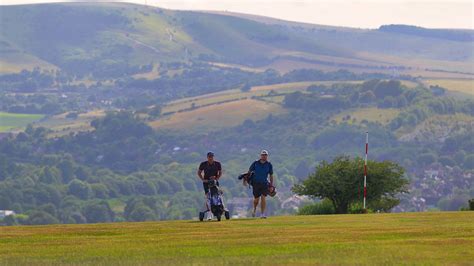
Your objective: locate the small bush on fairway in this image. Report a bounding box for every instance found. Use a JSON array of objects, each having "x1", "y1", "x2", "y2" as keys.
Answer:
[
  {"x1": 348, "y1": 202, "x2": 366, "y2": 214},
  {"x1": 298, "y1": 199, "x2": 335, "y2": 215}
]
